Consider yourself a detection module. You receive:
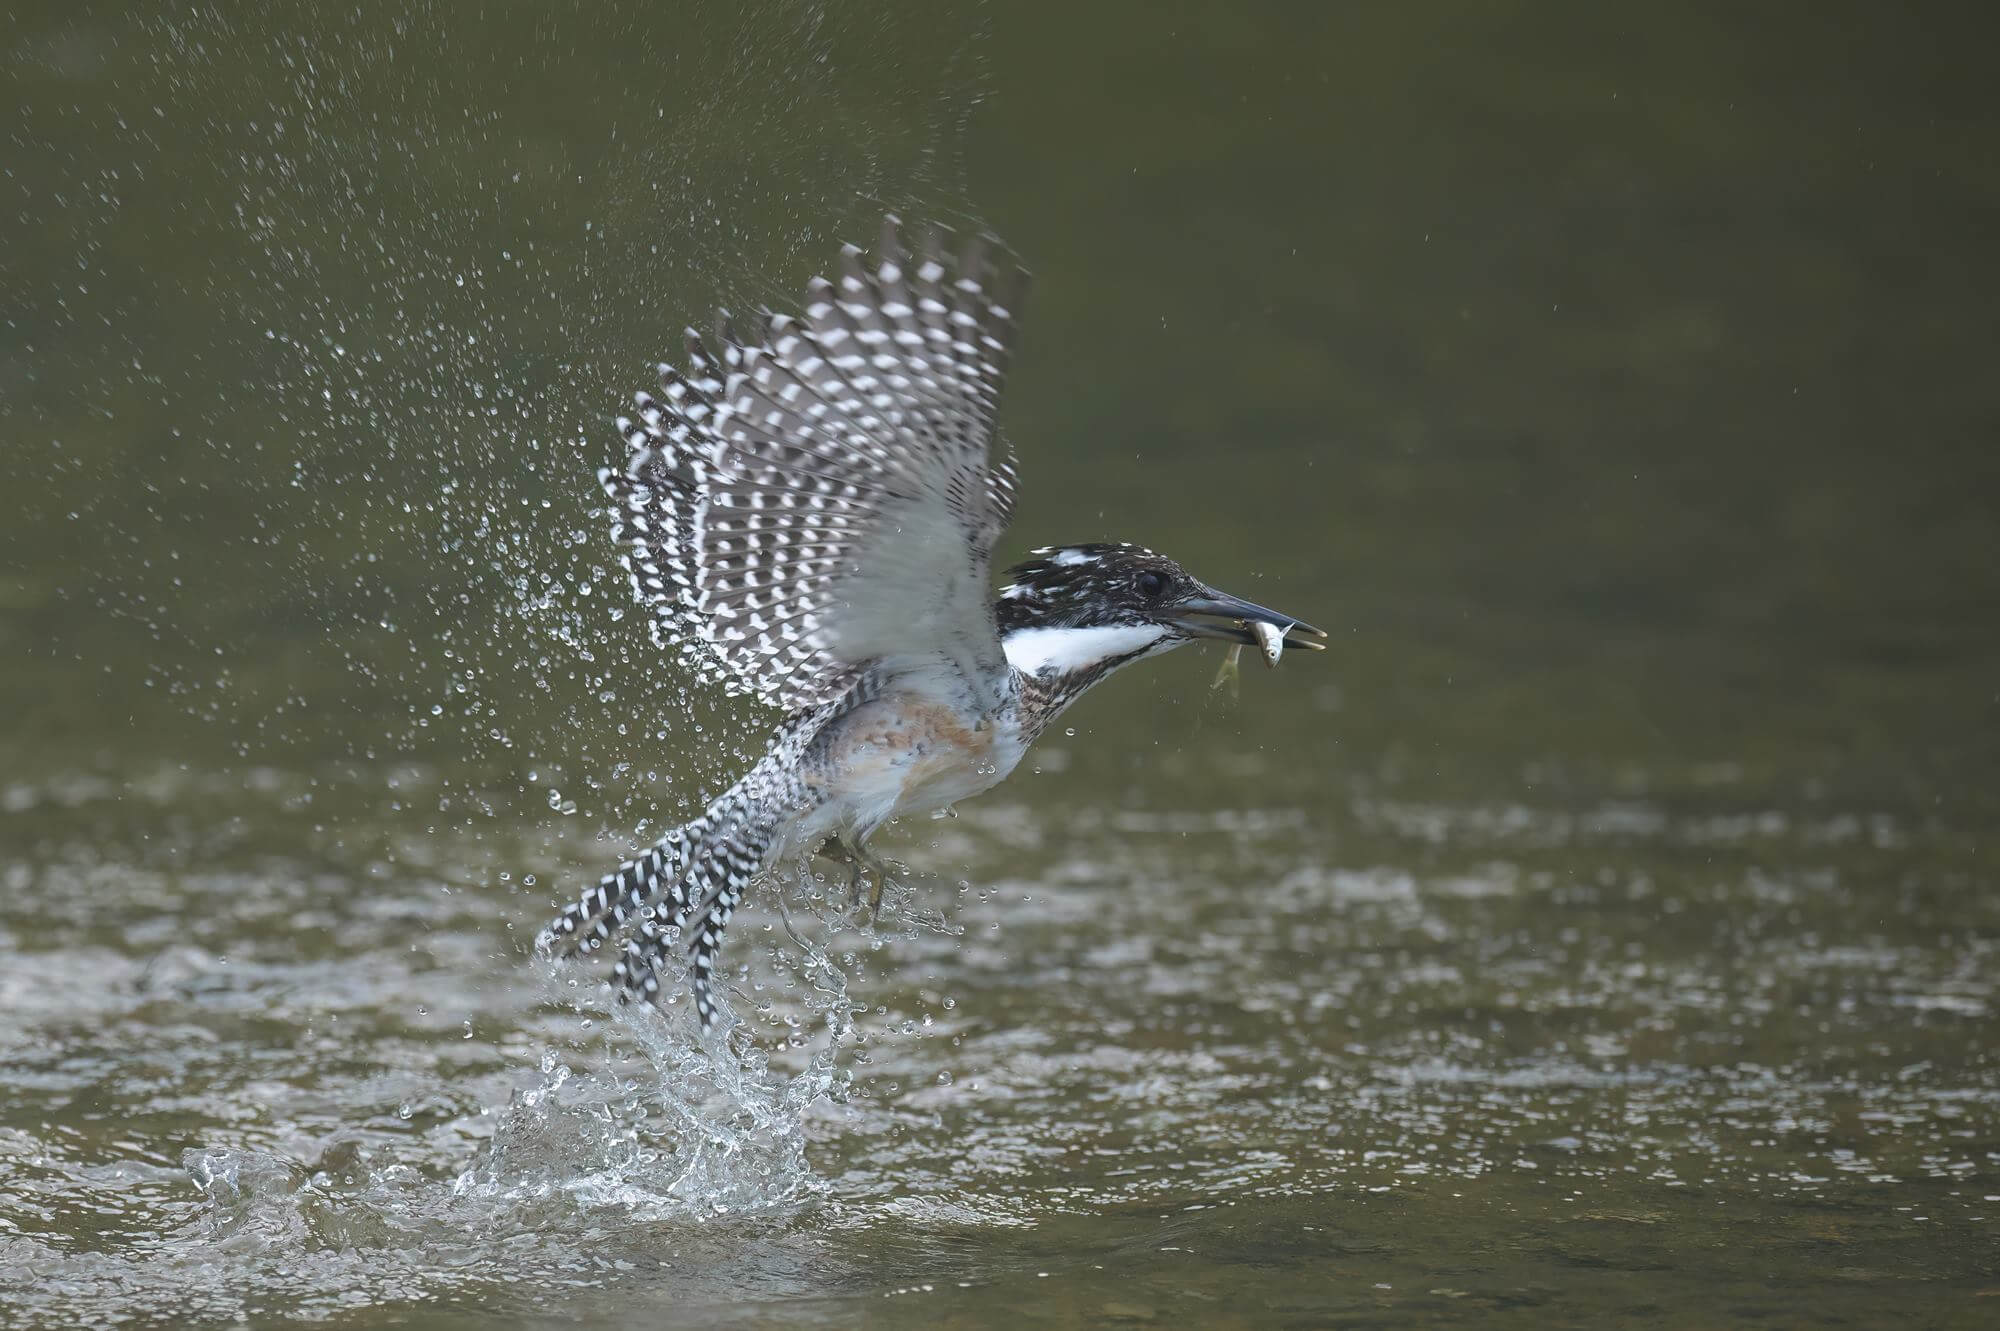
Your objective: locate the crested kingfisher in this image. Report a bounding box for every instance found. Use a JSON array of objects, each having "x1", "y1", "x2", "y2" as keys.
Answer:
[{"x1": 539, "y1": 218, "x2": 1325, "y2": 1027}]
